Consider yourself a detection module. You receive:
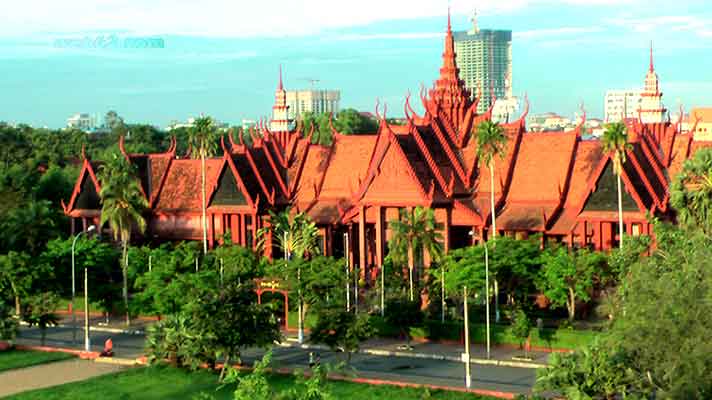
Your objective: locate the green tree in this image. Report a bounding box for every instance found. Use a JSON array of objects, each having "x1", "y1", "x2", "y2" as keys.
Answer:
[
  {"x1": 538, "y1": 247, "x2": 607, "y2": 321},
  {"x1": 145, "y1": 313, "x2": 215, "y2": 370},
  {"x1": 535, "y1": 338, "x2": 641, "y2": 399},
  {"x1": 387, "y1": 206, "x2": 443, "y2": 302},
  {"x1": 0, "y1": 301, "x2": 19, "y2": 346},
  {"x1": 42, "y1": 237, "x2": 121, "y2": 316},
  {"x1": 189, "y1": 281, "x2": 281, "y2": 380},
  {"x1": 296, "y1": 256, "x2": 347, "y2": 310},
  {"x1": 187, "y1": 116, "x2": 220, "y2": 254},
  {"x1": 509, "y1": 308, "x2": 531, "y2": 357},
  {"x1": 601, "y1": 122, "x2": 631, "y2": 249},
  {"x1": 384, "y1": 298, "x2": 423, "y2": 349},
  {"x1": 223, "y1": 351, "x2": 274, "y2": 400},
  {"x1": 22, "y1": 292, "x2": 60, "y2": 346},
  {"x1": 670, "y1": 147, "x2": 712, "y2": 235},
  {"x1": 98, "y1": 153, "x2": 148, "y2": 326},
  {"x1": 258, "y1": 208, "x2": 320, "y2": 342},
  {"x1": 537, "y1": 222, "x2": 712, "y2": 398},
  {"x1": 209, "y1": 243, "x2": 265, "y2": 284},
  {"x1": 475, "y1": 120, "x2": 508, "y2": 240},
  {"x1": 2, "y1": 200, "x2": 61, "y2": 256},
  {"x1": 309, "y1": 305, "x2": 374, "y2": 365},
  {"x1": 0, "y1": 251, "x2": 52, "y2": 316}
]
